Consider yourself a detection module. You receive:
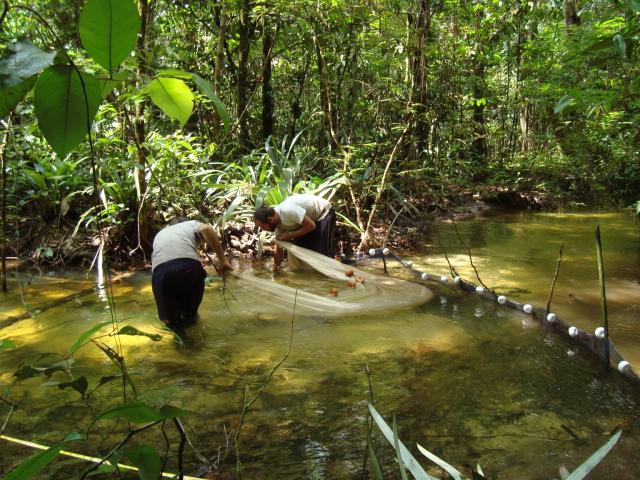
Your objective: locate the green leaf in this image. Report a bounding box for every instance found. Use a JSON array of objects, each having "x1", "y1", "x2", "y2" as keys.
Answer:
[
  {"x1": 92, "y1": 401, "x2": 191, "y2": 428},
  {"x1": 158, "y1": 69, "x2": 193, "y2": 80},
  {"x1": 0, "y1": 339, "x2": 16, "y2": 351},
  {"x1": 34, "y1": 65, "x2": 102, "y2": 158},
  {"x1": 368, "y1": 404, "x2": 437, "y2": 480},
  {"x1": 191, "y1": 73, "x2": 230, "y2": 134},
  {"x1": 367, "y1": 428, "x2": 384, "y2": 480},
  {"x1": 0, "y1": 40, "x2": 56, "y2": 88},
  {"x1": 612, "y1": 34, "x2": 627, "y2": 58},
  {"x1": 417, "y1": 443, "x2": 463, "y2": 480},
  {"x1": 122, "y1": 444, "x2": 161, "y2": 480},
  {"x1": 629, "y1": 0, "x2": 640, "y2": 13},
  {"x1": 13, "y1": 365, "x2": 41, "y2": 380},
  {"x1": 393, "y1": 414, "x2": 409, "y2": 480},
  {"x1": 565, "y1": 428, "x2": 622, "y2": 480},
  {"x1": 554, "y1": 94, "x2": 575, "y2": 114},
  {"x1": 116, "y1": 325, "x2": 162, "y2": 341},
  {"x1": 147, "y1": 77, "x2": 194, "y2": 127},
  {"x1": 79, "y1": 0, "x2": 141, "y2": 75},
  {"x1": 2, "y1": 434, "x2": 80, "y2": 480},
  {"x1": 57, "y1": 376, "x2": 89, "y2": 397},
  {"x1": 69, "y1": 320, "x2": 113, "y2": 354},
  {"x1": 0, "y1": 75, "x2": 36, "y2": 118}
]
